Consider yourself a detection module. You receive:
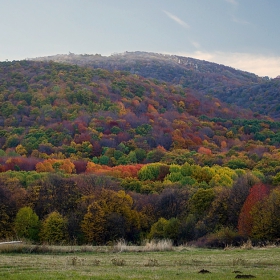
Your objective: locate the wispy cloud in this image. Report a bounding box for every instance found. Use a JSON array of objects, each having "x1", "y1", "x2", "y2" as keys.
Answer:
[
  {"x1": 165, "y1": 50, "x2": 280, "y2": 78},
  {"x1": 190, "y1": 40, "x2": 201, "y2": 49},
  {"x1": 225, "y1": 0, "x2": 238, "y2": 5},
  {"x1": 163, "y1": 10, "x2": 190, "y2": 29},
  {"x1": 232, "y1": 16, "x2": 251, "y2": 25}
]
